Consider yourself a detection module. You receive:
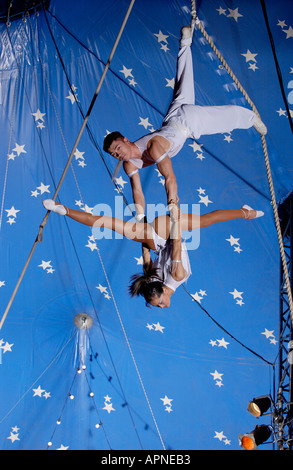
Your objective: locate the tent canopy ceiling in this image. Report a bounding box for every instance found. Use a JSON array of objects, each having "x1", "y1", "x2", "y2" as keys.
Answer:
[{"x1": 0, "y1": 0, "x2": 292, "y2": 451}]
